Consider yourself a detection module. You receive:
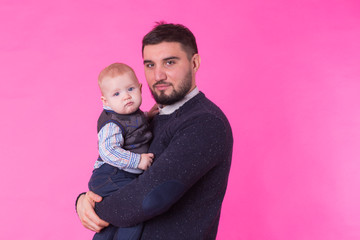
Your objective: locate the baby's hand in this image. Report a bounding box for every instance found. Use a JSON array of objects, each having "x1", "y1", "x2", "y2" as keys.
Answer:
[
  {"x1": 138, "y1": 153, "x2": 154, "y2": 170},
  {"x1": 147, "y1": 104, "x2": 159, "y2": 119}
]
